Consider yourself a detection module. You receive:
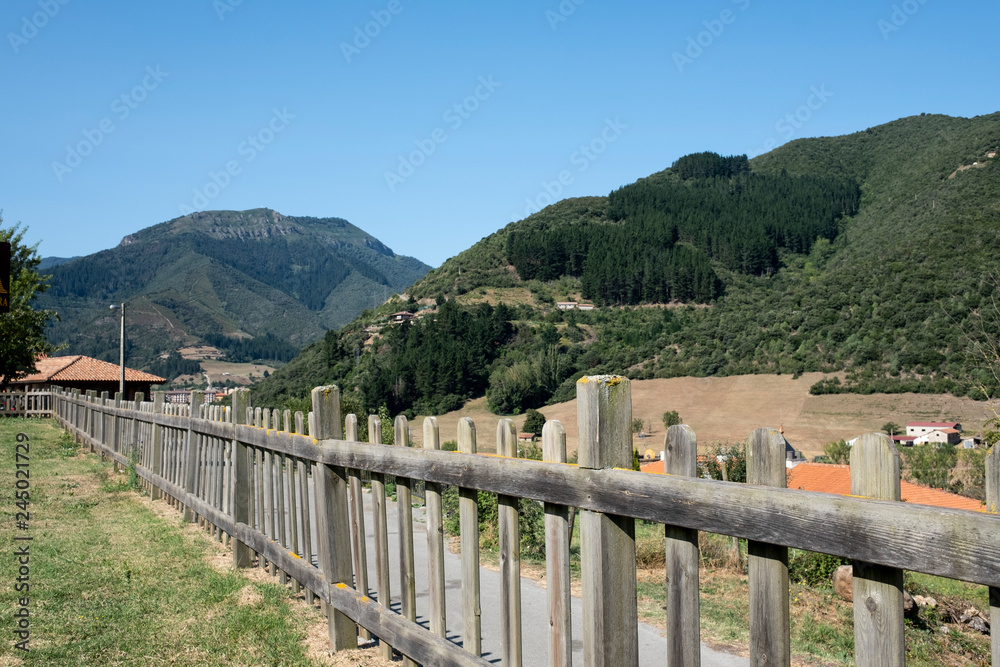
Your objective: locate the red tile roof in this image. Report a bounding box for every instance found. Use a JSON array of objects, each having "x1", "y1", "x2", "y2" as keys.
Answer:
[
  {"x1": 13, "y1": 356, "x2": 165, "y2": 384},
  {"x1": 786, "y1": 462, "x2": 984, "y2": 512},
  {"x1": 641, "y1": 460, "x2": 985, "y2": 512},
  {"x1": 640, "y1": 455, "x2": 710, "y2": 475},
  {"x1": 907, "y1": 422, "x2": 959, "y2": 428}
]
